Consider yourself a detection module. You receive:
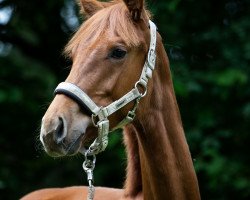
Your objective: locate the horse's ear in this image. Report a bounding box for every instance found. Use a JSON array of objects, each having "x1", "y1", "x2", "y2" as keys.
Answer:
[
  {"x1": 123, "y1": 0, "x2": 144, "y2": 21},
  {"x1": 78, "y1": 0, "x2": 109, "y2": 18}
]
